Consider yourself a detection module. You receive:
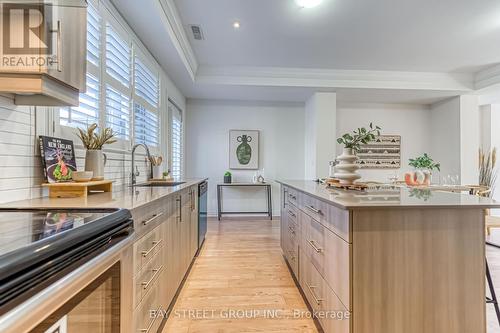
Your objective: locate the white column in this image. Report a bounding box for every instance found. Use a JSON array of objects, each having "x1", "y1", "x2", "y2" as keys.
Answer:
[
  {"x1": 459, "y1": 95, "x2": 479, "y2": 185},
  {"x1": 304, "y1": 92, "x2": 337, "y2": 179},
  {"x1": 430, "y1": 95, "x2": 480, "y2": 184}
]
